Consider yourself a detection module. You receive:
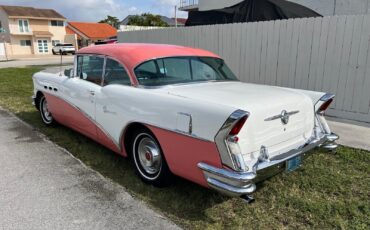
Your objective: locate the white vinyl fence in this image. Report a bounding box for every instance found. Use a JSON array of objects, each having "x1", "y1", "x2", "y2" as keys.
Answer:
[{"x1": 118, "y1": 15, "x2": 370, "y2": 123}]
